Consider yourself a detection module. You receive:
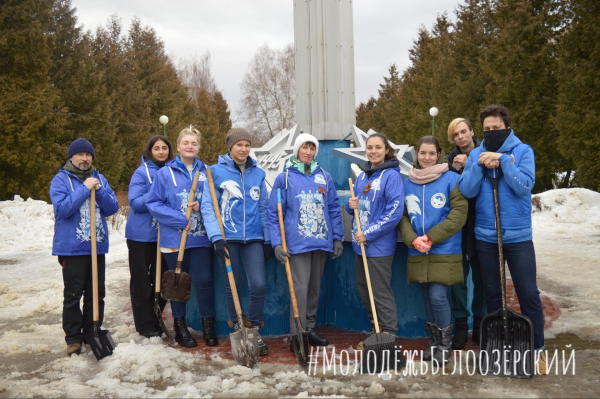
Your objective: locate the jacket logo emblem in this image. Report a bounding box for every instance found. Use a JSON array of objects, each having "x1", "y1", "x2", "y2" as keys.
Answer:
[
  {"x1": 406, "y1": 194, "x2": 421, "y2": 223},
  {"x1": 431, "y1": 193, "x2": 446, "y2": 208},
  {"x1": 318, "y1": 186, "x2": 326, "y2": 197},
  {"x1": 363, "y1": 182, "x2": 372, "y2": 195},
  {"x1": 176, "y1": 189, "x2": 206, "y2": 236},
  {"x1": 220, "y1": 180, "x2": 243, "y2": 232},
  {"x1": 371, "y1": 178, "x2": 380, "y2": 191},
  {"x1": 199, "y1": 172, "x2": 207, "y2": 181},
  {"x1": 510, "y1": 154, "x2": 515, "y2": 164},
  {"x1": 250, "y1": 186, "x2": 260, "y2": 201},
  {"x1": 296, "y1": 190, "x2": 329, "y2": 240},
  {"x1": 314, "y1": 174, "x2": 326, "y2": 184}
]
